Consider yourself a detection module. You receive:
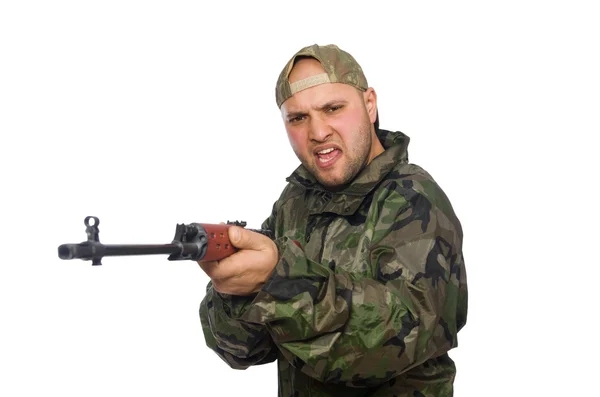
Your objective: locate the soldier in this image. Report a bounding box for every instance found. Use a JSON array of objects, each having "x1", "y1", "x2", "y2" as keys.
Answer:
[{"x1": 198, "y1": 44, "x2": 468, "y2": 396}]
